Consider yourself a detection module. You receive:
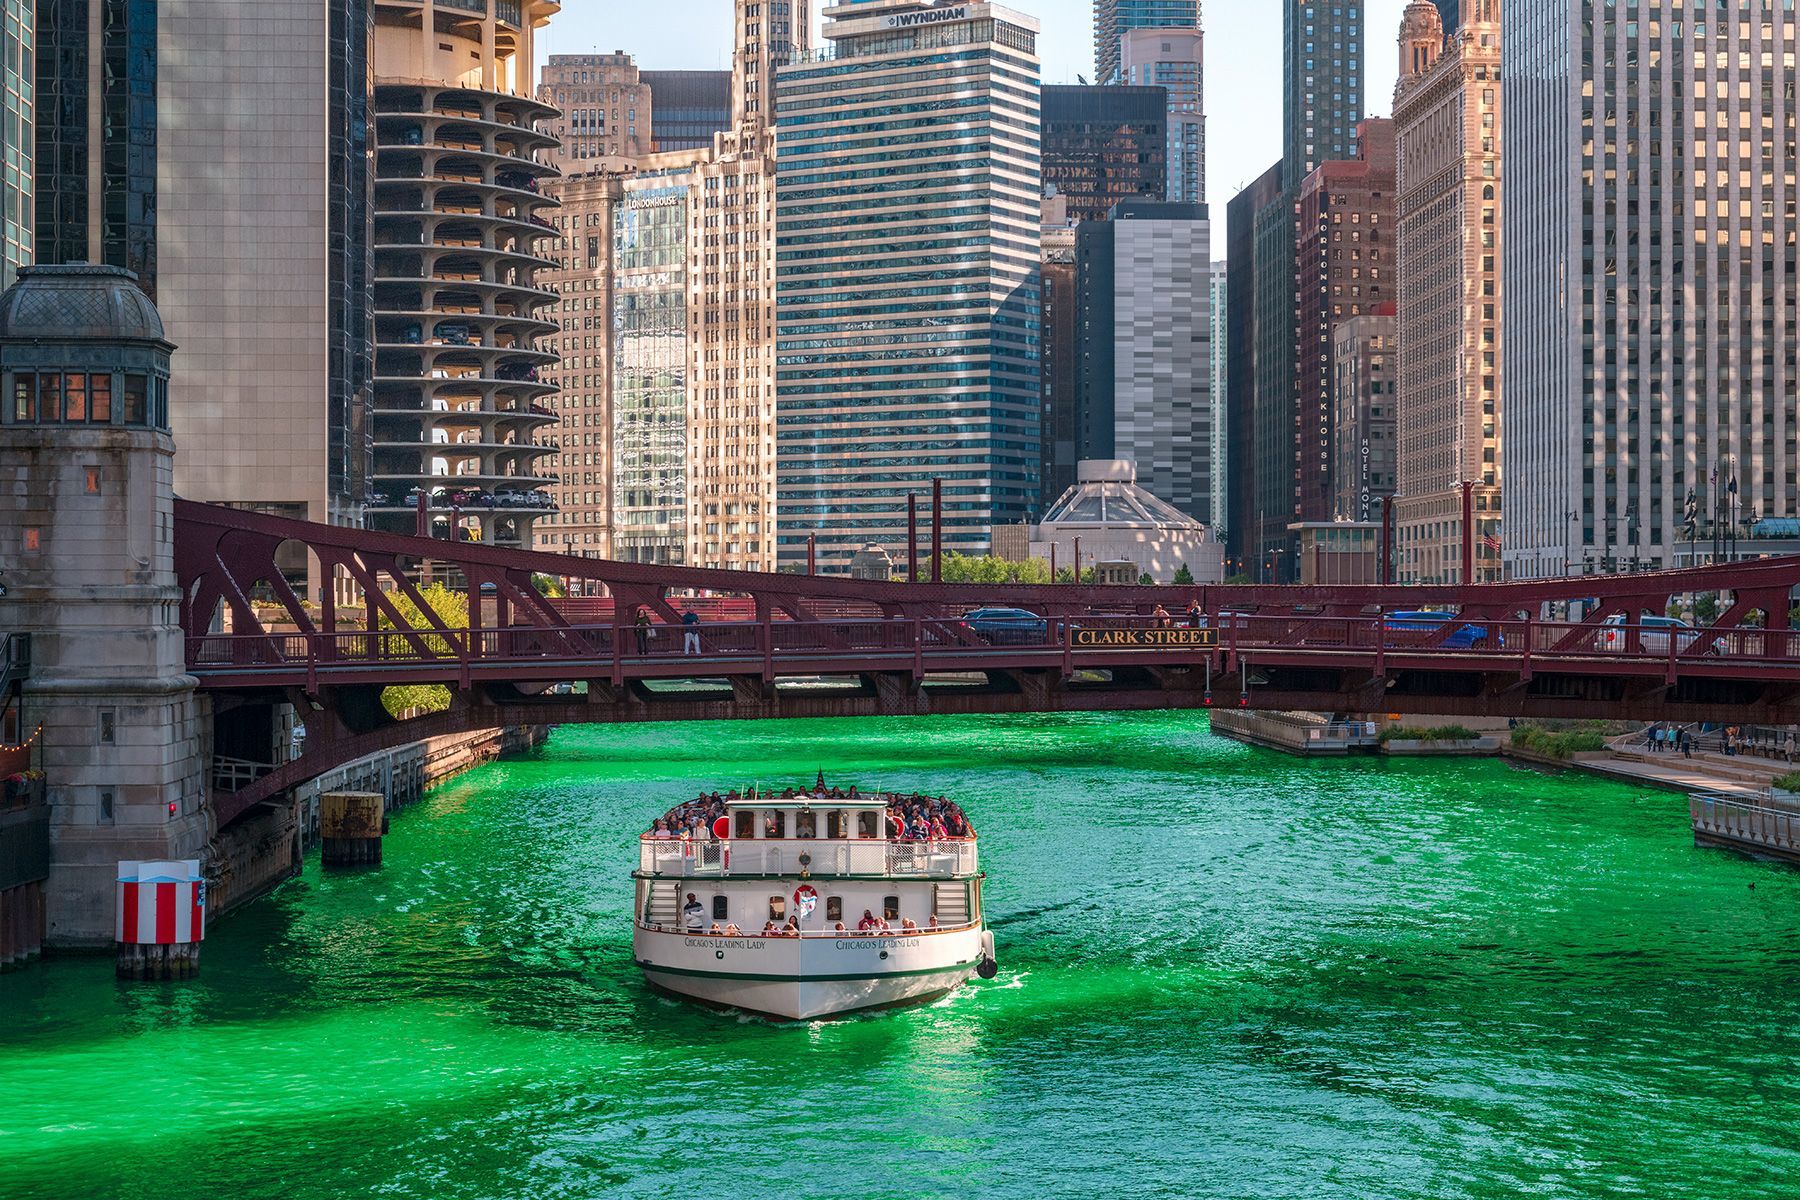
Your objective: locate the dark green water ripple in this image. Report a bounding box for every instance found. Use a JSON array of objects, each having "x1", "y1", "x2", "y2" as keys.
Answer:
[{"x1": 2, "y1": 712, "x2": 1798, "y2": 1199}]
